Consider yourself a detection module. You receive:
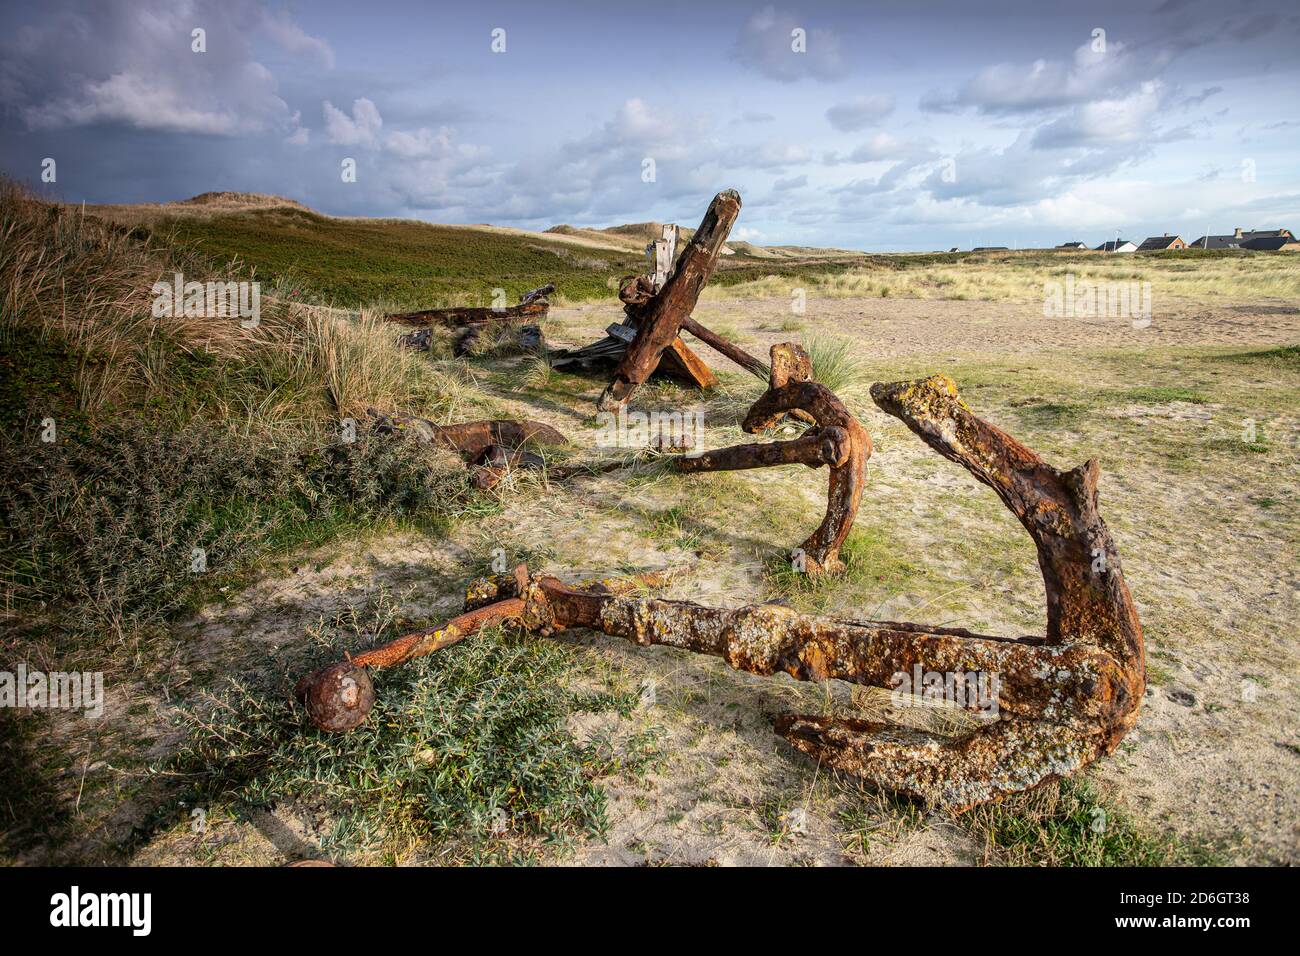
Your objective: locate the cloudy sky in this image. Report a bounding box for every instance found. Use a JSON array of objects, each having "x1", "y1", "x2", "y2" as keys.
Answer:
[{"x1": 2, "y1": 0, "x2": 1297, "y2": 250}]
